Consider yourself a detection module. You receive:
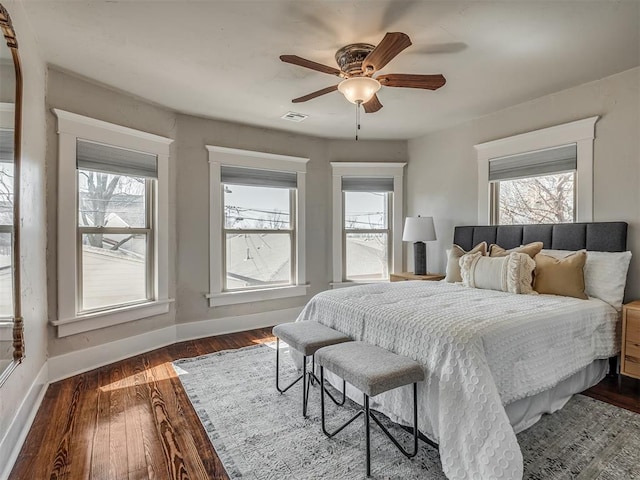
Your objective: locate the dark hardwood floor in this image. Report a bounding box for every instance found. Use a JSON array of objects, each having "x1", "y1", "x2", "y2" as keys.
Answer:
[{"x1": 8, "y1": 327, "x2": 640, "y2": 479}]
